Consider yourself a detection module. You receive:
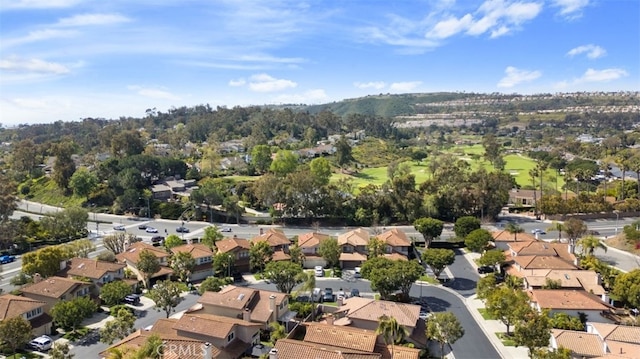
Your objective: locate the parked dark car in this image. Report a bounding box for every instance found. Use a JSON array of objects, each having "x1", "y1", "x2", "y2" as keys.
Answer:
[
  {"x1": 350, "y1": 288, "x2": 360, "y2": 297},
  {"x1": 123, "y1": 294, "x2": 140, "y2": 305},
  {"x1": 176, "y1": 226, "x2": 190, "y2": 233},
  {"x1": 232, "y1": 272, "x2": 244, "y2": 283},
  {"x1": 138, "y1": 224, "x2": 148, "y2": 230},
  {"x1": 477, "y1": 266, "x2": 495, "y2": 274},
  {"x1": 0, "y1": 255, "x2": 16, "y2": 264},
  {"x1": 588, "y1": 230, "x2": 600, "y2": 235},
  {"x1": 322, "y1": 288, "x2": 334, "y2": 302}
]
